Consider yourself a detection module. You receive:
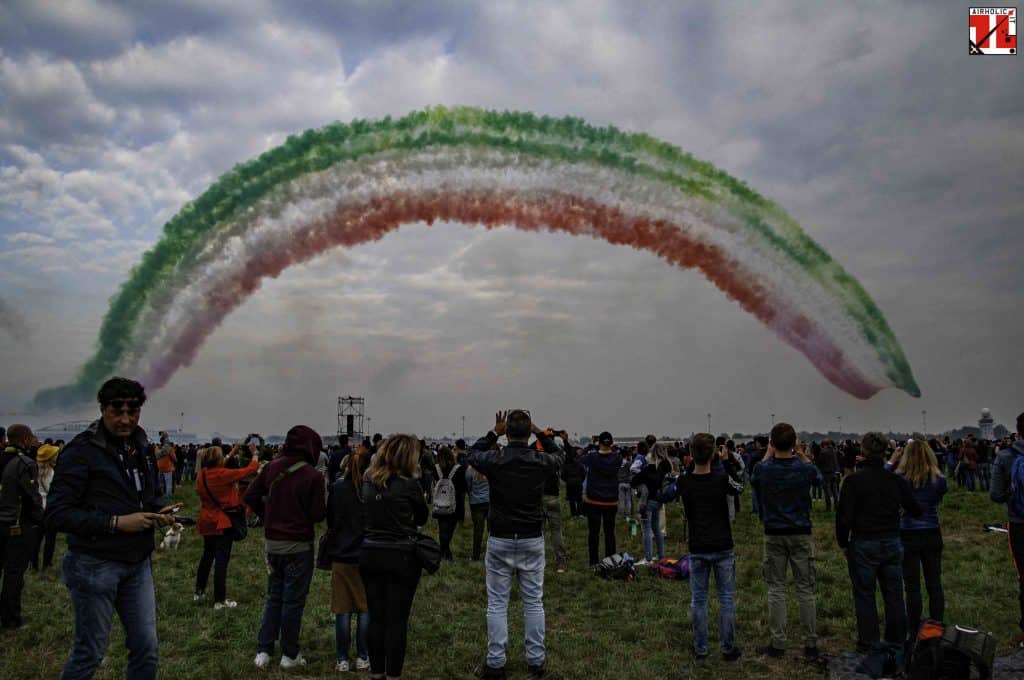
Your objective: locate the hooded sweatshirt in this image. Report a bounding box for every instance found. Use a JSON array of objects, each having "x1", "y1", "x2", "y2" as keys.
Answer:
[
  {"x1": 991, "y1": 440, "x2": 1024, "y2": 524},
  {"x1": 243, "y1": 425, "x2": 326, "y2": 551}
]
